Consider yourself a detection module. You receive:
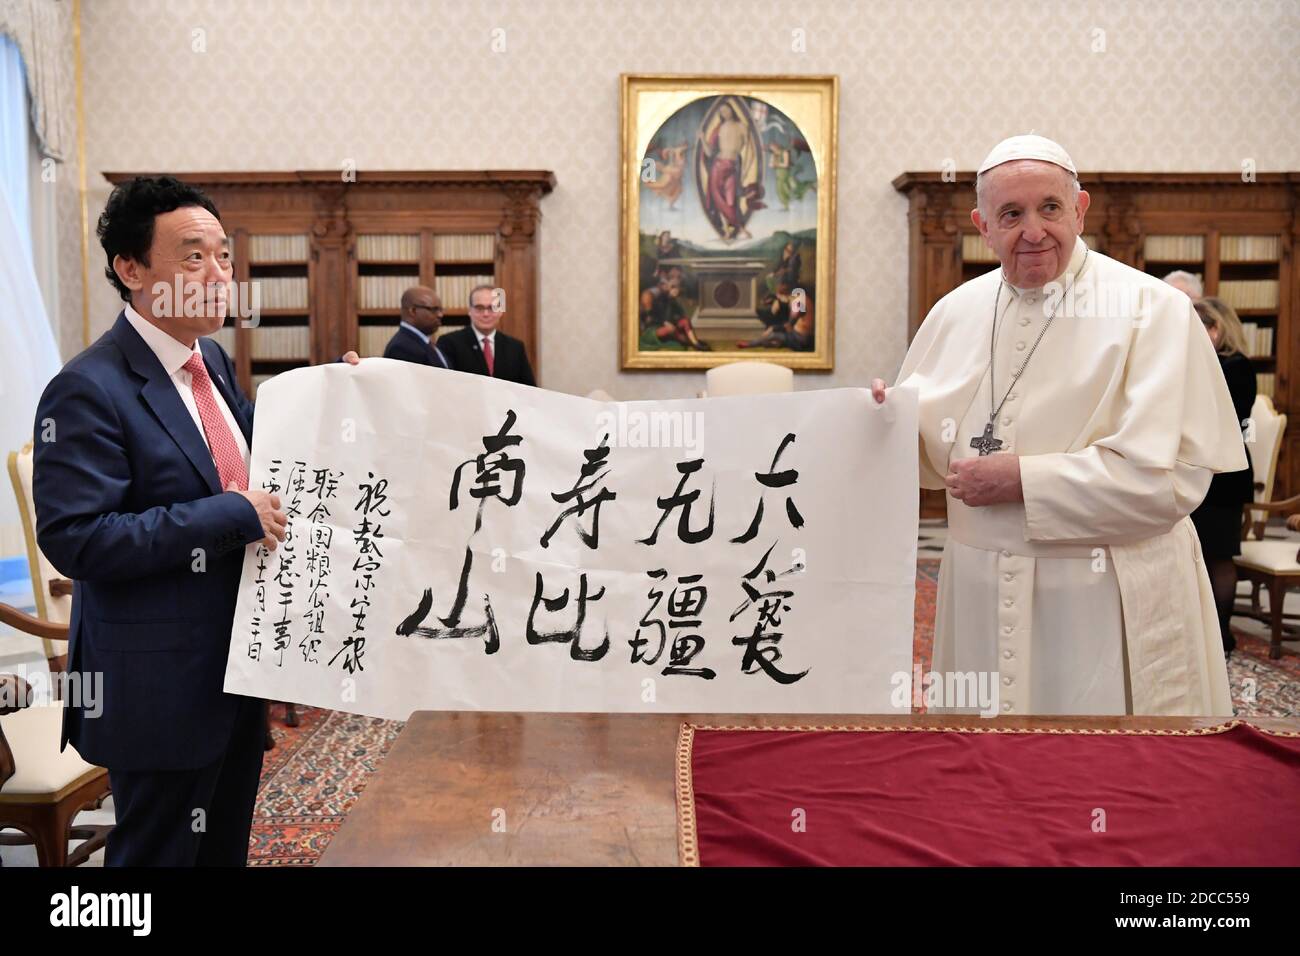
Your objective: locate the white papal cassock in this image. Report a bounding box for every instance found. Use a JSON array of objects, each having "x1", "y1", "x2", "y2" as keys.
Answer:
[{"x1": 899, "y1": 236, "x2": 1246, "y2": 715}]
